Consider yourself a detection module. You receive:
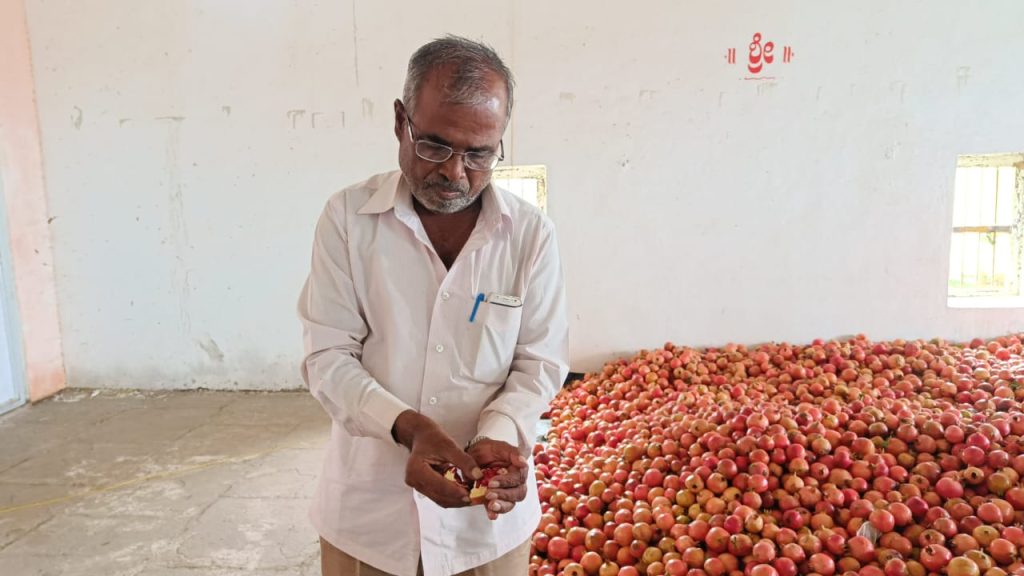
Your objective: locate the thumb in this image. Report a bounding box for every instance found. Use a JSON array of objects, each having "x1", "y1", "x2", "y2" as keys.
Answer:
[{"x1": 445, "y1": 446, "x2": 482, "y2": 482}]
